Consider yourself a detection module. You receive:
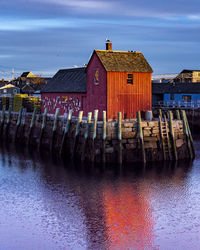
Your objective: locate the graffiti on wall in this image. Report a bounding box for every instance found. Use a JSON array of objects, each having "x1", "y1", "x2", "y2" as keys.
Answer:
[{"x1": 42, "y1": 95, "x2": 82, "y2": 114}]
